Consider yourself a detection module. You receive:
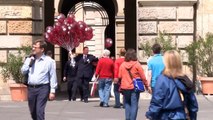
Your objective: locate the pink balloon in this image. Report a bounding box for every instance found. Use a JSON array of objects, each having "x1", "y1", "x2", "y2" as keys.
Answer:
[{"x1": 105, "y1": 38, "x2": 113, "y2": 48}]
